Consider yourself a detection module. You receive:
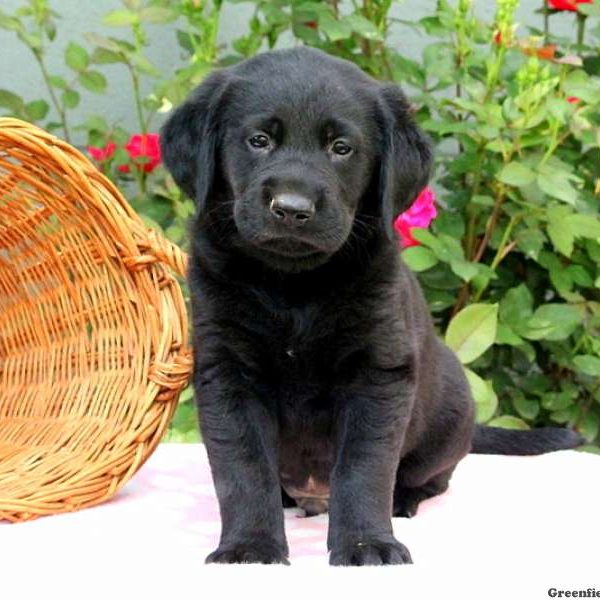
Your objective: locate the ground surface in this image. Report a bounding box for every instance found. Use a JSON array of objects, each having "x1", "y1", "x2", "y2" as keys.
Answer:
[{"x1": 2, "y1": 444, "x2": 598, "y2": 599}]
